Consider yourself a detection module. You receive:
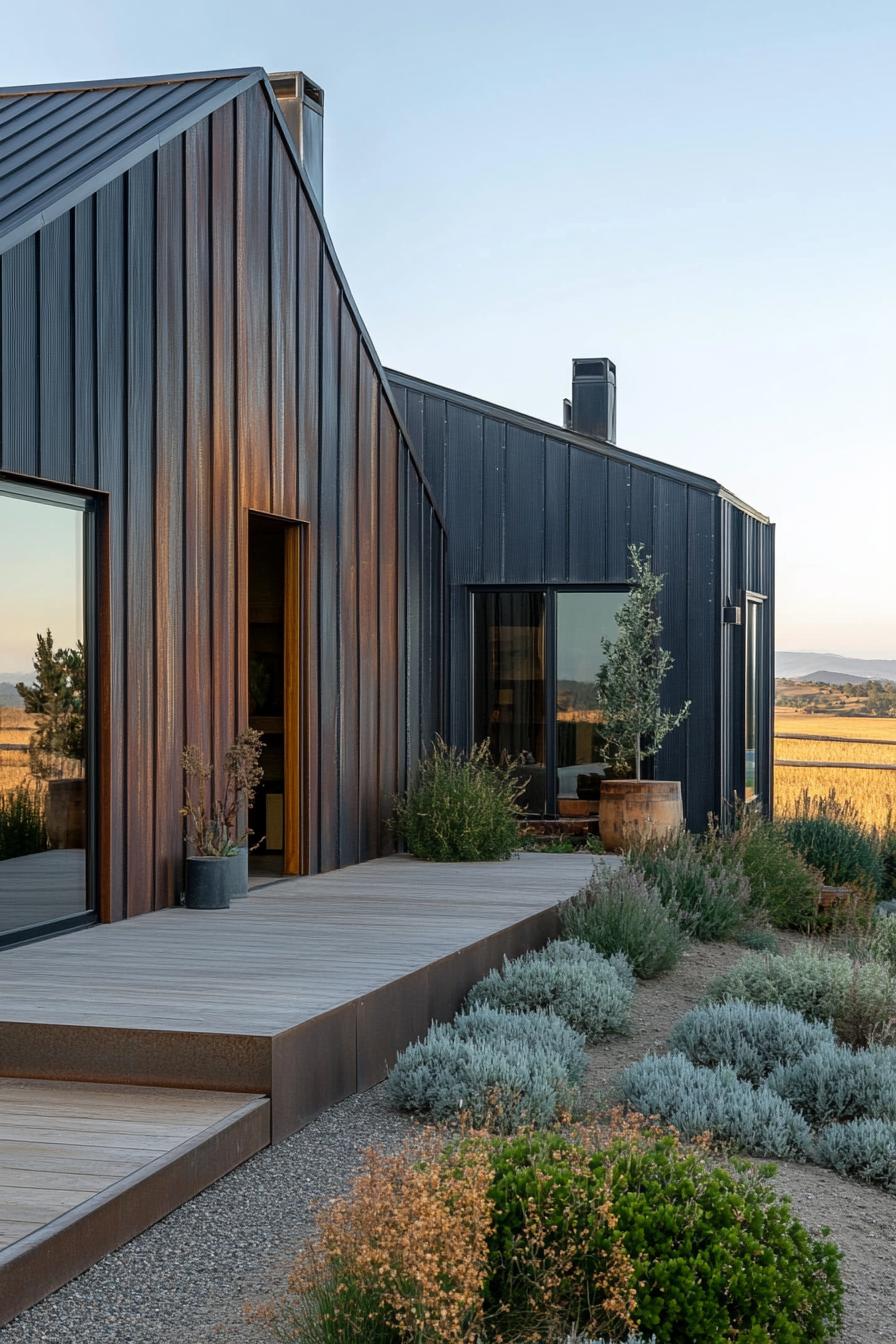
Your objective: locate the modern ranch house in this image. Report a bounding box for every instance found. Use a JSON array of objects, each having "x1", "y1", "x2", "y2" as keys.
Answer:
[
  {"x1": 0, "y1": 64, "x2": 775, "y2": 1319},
  {"x1": 0, "y1": 66, "x2": 774, "y2": 948}
]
